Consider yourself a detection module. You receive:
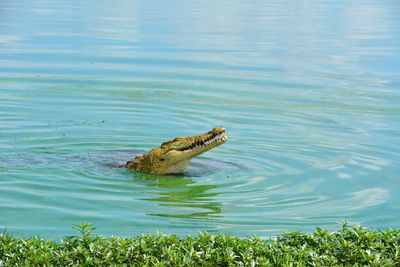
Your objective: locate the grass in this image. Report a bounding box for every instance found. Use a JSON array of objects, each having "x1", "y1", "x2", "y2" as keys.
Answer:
[{"x1": 0, "y1": 222, "x2": 399, "y2": 266}]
